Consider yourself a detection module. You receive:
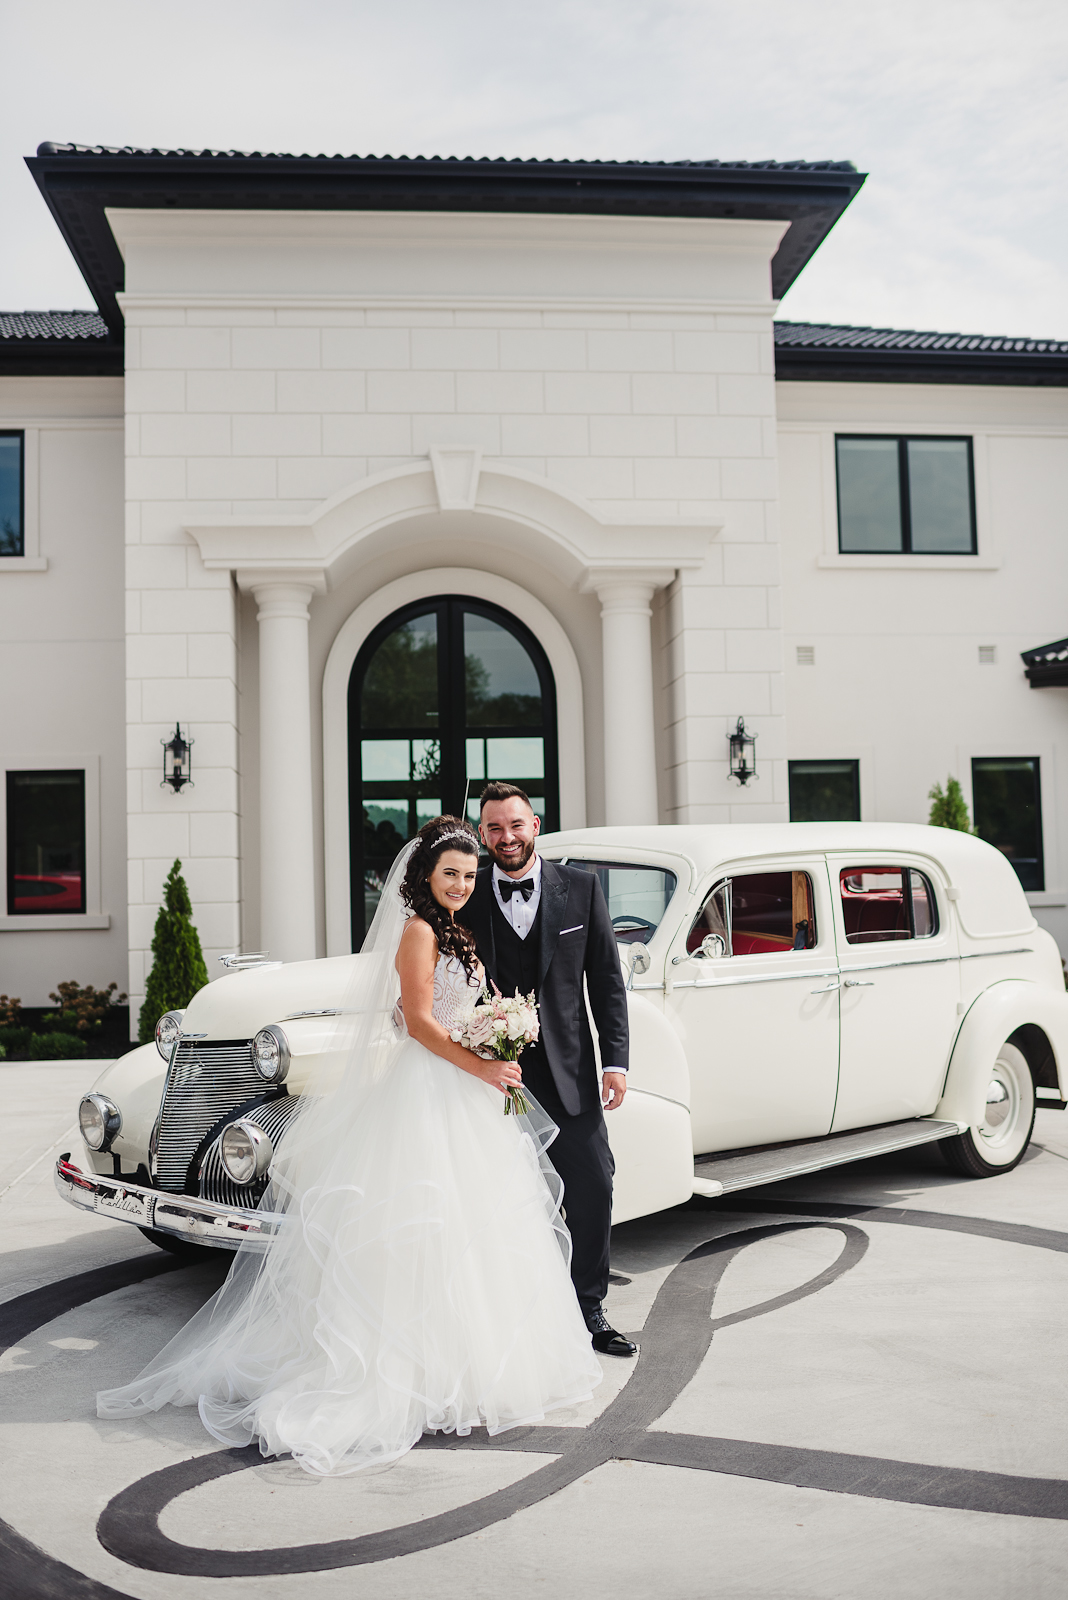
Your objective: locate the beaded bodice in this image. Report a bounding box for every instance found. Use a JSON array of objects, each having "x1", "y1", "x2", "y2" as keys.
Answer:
[{"x1": 431, "y1": 954, "x2": 483, "y2": 1033}]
